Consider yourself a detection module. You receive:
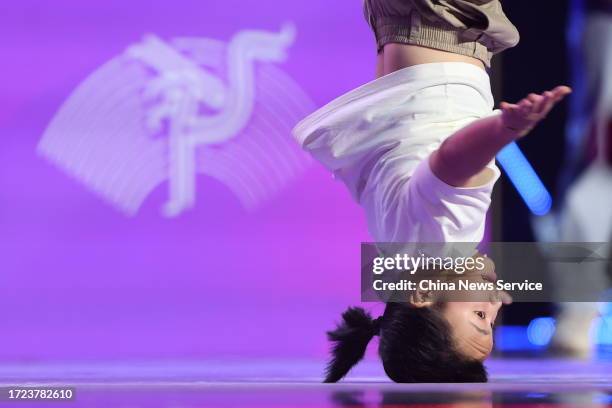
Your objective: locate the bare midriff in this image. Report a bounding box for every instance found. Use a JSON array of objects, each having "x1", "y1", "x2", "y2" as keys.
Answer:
[{"x1": 376, "y1": 43, "x2": 485, "y2": 78}]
